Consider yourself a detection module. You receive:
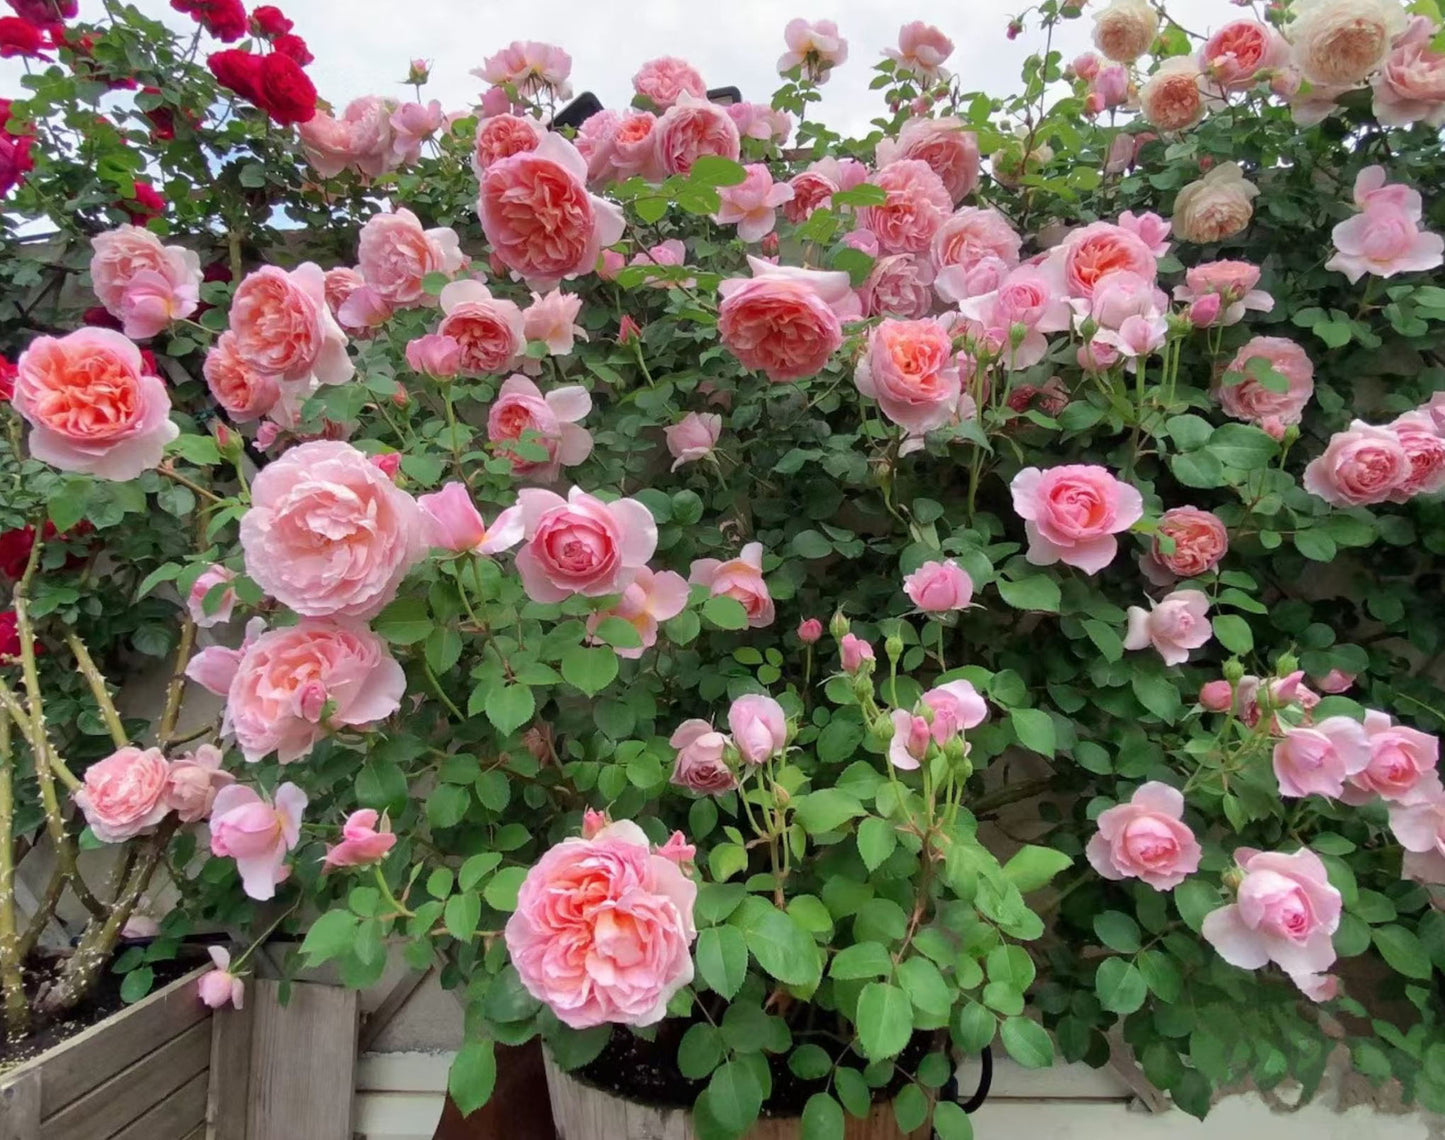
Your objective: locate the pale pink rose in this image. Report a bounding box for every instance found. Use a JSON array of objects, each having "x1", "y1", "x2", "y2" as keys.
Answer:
[
  {"x1": 357, "y1": 208, "x2": 463, "y2": 308},
  {"x1": 1372, "y1": 16, "x2": 1445, "y2": 126},
  {"x1": 1340, "y1": 710, "x2": 1443, "y2": 804},
  {"x1": 389, "y1": 99, "x2": 444, "y2": 166},
  {"x1": 1202, "y1": 847, "x2": 1341, "y2": 992},
  {"x1": 198, "y1": 946, "x2": 245, "y2": 1010},
  {"x1": 885, "y1": 21, "x2": 954, "y2": 81},
  {"x1": 888, "y1": 710, "x2": 935, "y2": 771},
  {"x1": 1272, "y1": 717, "x2": 1372, "y2": 798},
  {"x1": 231, "y1": 263, "x2": 353, "y2": 387},
  {"x1": 585, "y1": 567, "x2": 689, "y2": 659},
  {"x1": 797, "y1": 618, "x2": 823, "y2": 644},
  {"x1": 690, "y1": 541, "x2": 773, "y2": 628},
  {"x1": 840, "y1": 633, "x2": 874, "y2": 674},
  {"x1": 1139, "y1": 56, "x2": 1207, "y2": 131},
  {"x1": 405, "y1": 333, "x2": 463, "y2": 379},
  {"x1": 90, "y1": 226, "x2": 201, "y2": 340},
  {"x1": 204, "y1": 332, "x2": 279, "y2": 422},
  {"x1": 1303, "y1": 420, "x2": 1410, "y2": 507},
  {"x1": 904, "y1": 559, "x2": 973, "y2": 613},
  {"x1": 859, "y1": 160, "x2": 952, "y2": 255},
  {"x1": 487, "y1": 374, "x2": 593, "y2": 479},
  {"x1": 1173, "y1": 259, "x2": 1273, "y2": 325},
  {"x1": 1104, "y1": 131, "x2": 1137, "y2": 174},
  {"x1": 477, "y1": 133, "x2": 626, "y2": 287},
  {"x1": 1287, "y1": 0, "x2": 1407, "y2": 87},
  {"x1": 1050, "y1": 221, "x2": 1157, "y2": 301},
  {"x1": 1147, "y1": 506, "x2": 1228, "y2": 579},
  {"x1": 417, "y1": 482, "x2": 524, "y2": 555},
  {"x1": 1086, "y1": 782, "x2": 1201, "y2": 890},
  {"x1": 1172, "y1": 163, "x2": 1259, "y2": 243},
  {"x1": 1078, "y1": 340, "x2": 1122, "y2": 373},
  {"x1": 209, "y1": 782, "x2": 307, "y2": 901},
  {"x1": 370, "y1": 453, "x2": 402, "y2": 480},
  {"x1": 471, "y1": 113, "x2": 544, "y2": 177},
  {"x1": 1388, "y1": 410, "x2": 1445, "y2": 499},
  {"x1": 75, "y1": 746, "x2": 171, "y2": 843},
  {"x1": 323, "y1": 808, "x2": 396, "y2": 870},
  {"x1": 653, "y1": 93, "x2": 741, "y2": 178},
  {"x1": 876, "y1": 118, "x2": 979, "y2": 205},
  {"x1": 225, "y1": 618, "x2": 405, "y2": 765},
  {"x1": 185, "y1": 617, "x2": 264, "y2": 698},
  {"x1": 1011, "y1": 464, "x2": 1144, "y2": 574},
  {"x1": 163, "y1": 743, "x2": 232, "y2": 824},
  {"x1": 1315, "y1": 669, "x2": 1356, "y2": 694},
  {"x1": 632, "y1": 57, "x2": 706, "y2": 109},
  {"x1": 729, "y1": 694, "x2": 787, "y2": 764},
  {"x1": 718, "y1": 257, "x2": 854, "y2": 382},
  {"x1": 1124, "y1": 589, "x2": 1214, "y2": 666},
  {"x1": 669, "y1": 721, "x2": 737, "y2": 793},
  {"x1": 1199, "y1": 679, "x2": 1234, "y2": 711},
  {"x1": 515, "y1": 486, "x2": 657, "y2": 602},
  {"x1": 1095, "y1": 312, "x2": 1168, "y2": 360},
  {"x1": 575, "y1": 108, "x2": 621, "y2": 181},
  {"x1": 474, "y1": 41, "x2": 572, "y2": 99},
  {"x1": 1389, "y1": 795, "x2": 1445, "y2": 884},
  {"x1": 713, "y1": 164, "x2": 793, "y2": 243},
  {"x1": 581, "y1": 808, "x2": 610, "y2": 838},
  {"x1": 1093, "y1": 0, "x2": 1159, "y2": 62},
  {"x1": 240, "y1": 440, "x2": 427, "y2": 619},
  {"x1": 778, "y1": 17, "x2": 848, "y2": 82},
  {"x1": 665, "y1": 412, "x2": 722, "y2": 470},
  {"x1": 523, "y1": 289, "x2": 587, "y2": 355},
  {"x1": 1094, "y1": 64, "x2": 1131, "y2": 107},
  {"x1": 297, "y1": 96, "x2": 395, "y2": 178},
  {"x1": 1187, "y1": 293, "x2": 1223, "y2": 328},
  {"x1": 1073, "y1": 52, "x2": 1103, "y2": 81},
  {"x1": 188, "y1": 564, "x2": 237, "y2": 628},
  {"x1": 855, "y1": 318, "x2": 961, "y2": 438},
  {"x1": 923, "y1": 679, "x2": 988, "y2": 736},
  {"x1": 843, "y1": 227, "x2": 882, "y2": 258},
  {"x1": 656, "y1": 832, "x2": 696, "y2": 866},
  {"x1": 783, "y1": 157, "x2": 867, "y2": 221},
  {"x1": 336, "y1": 285, "x2": 395, "y2": 333},
  {"x1": 1073, "y1": 269, "x2": 1167, "y2": 332},
  {"x1": 1326, "y1": 203, "x2": 1444, "y2": 283},
  {"x1": 322, "y1": 266, "x2": 367, "y2": 327},
  {"x1": 1200, "y1": 18, "x2": 1289, "y2": 91},
  {"x1": 859, "y1": 253, "x2": 935, "y2": 320},
  {"x1": 14, "y1": 328, "x2": 179, "y2": 480},
  {"x1": 436, "y1": 279, "x2": 524, "y2": 375},
  {"x1": 1216, "y1": 336, "x2": 1315, "y2": 426},
  {"x1": 931, "y1": 207, "x2": 1024, "y2": 276},
  {"x1": 726, "y1": 102, "x2": 792, "y2": 144},
  {"x1": 629, "y1": 240, "x2": 692, "y2": 289},
  {"x1": 607, "y1": 112, "x2": 665, "y2": 183},
  {"x1": 1118, "y1": 211, "x2": 1172, "y2": 259},
  {"x1": 505, "y1": 821, "x2": 696, "y2": 1028}
]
